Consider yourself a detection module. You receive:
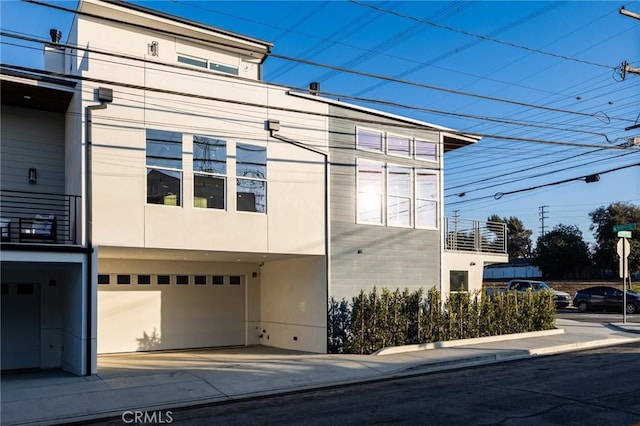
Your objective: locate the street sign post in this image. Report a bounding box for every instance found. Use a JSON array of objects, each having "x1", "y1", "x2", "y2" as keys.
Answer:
[
  {"x1": 617, "y1": 237, "x2": 631, "y2": 278},
  {"x1": 613, "y1": 223, "x2": 636, "y2": 232},
  {"x1": 617, "y1": 237, "x2": 631, "y2": 323}
]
